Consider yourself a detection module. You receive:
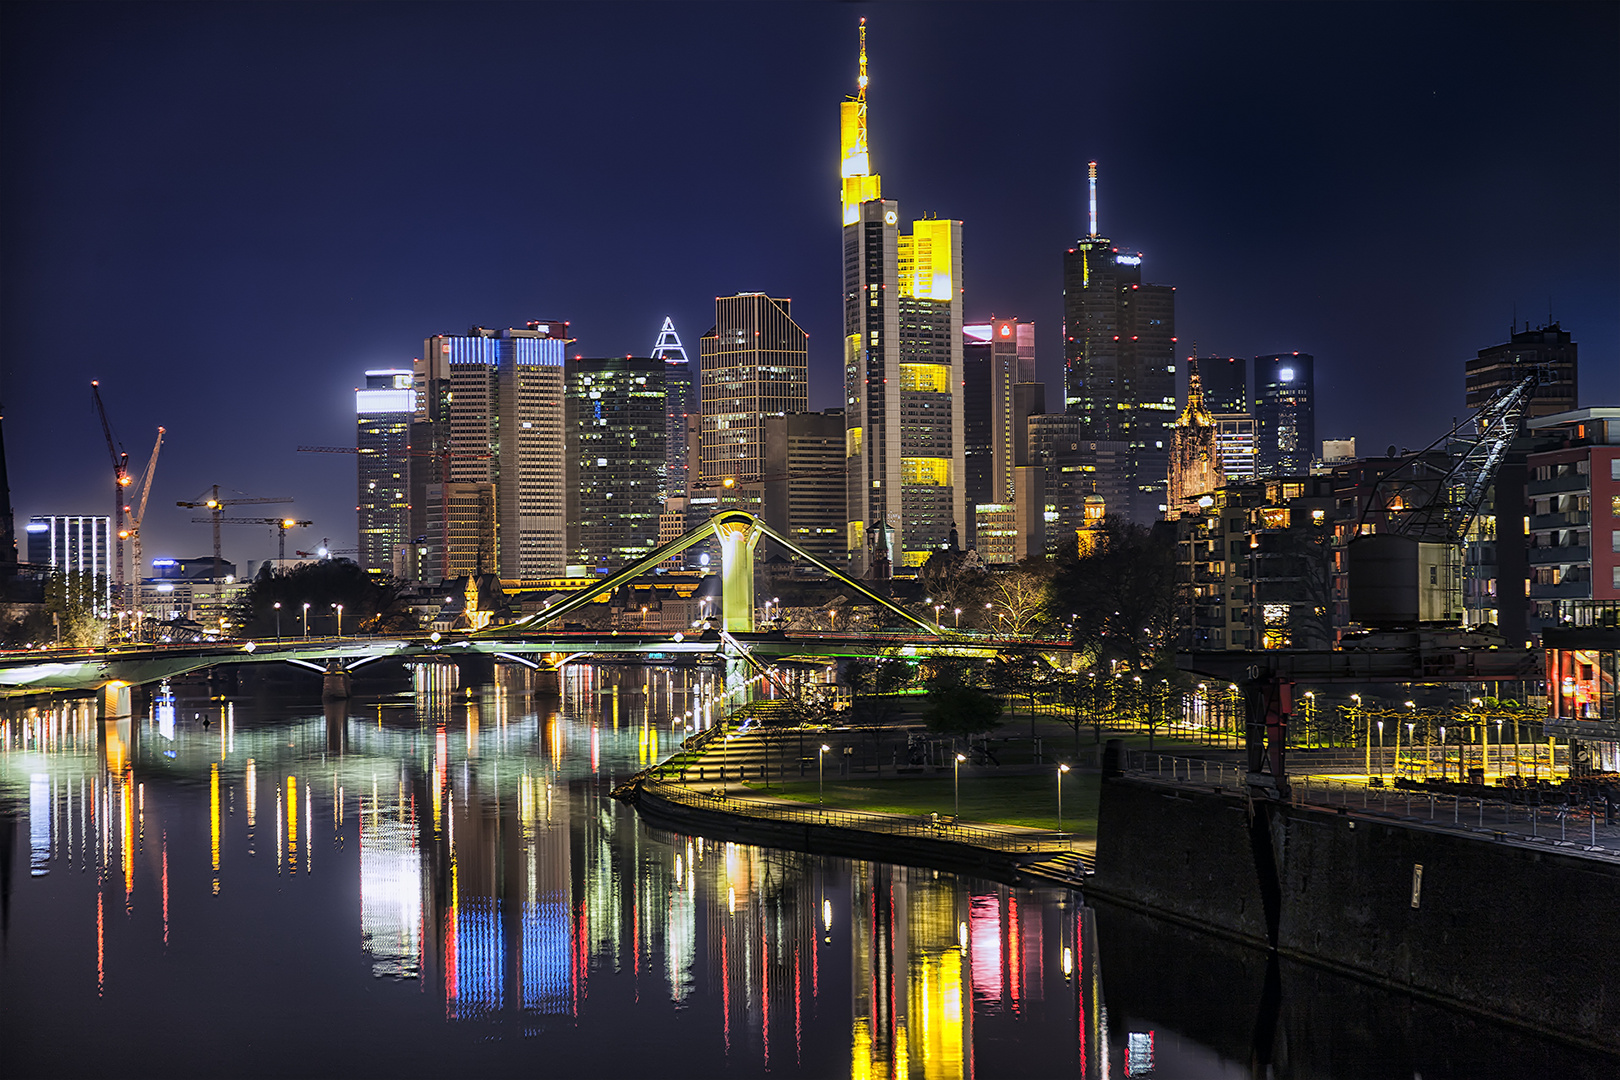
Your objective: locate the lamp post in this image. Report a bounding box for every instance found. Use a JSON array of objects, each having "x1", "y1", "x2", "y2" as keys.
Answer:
[
  {"x1": 332, "y1": 603, "x2": 343, "y2": 639},
  {"x1": 954, "y1": 753, "x2": 966, "y2": 819},
  {"x1": 954, "y1": 607, "x2": 961, "y2": 629},
  {"x1": 1439, "y1": 725, "x2": 1448, "y2": 782},
  {"x1": 819, "y1": 743, "x2": 830, "y2": 805},
  {"x1": 274, "y1": 602, "x2": 282, "y2": 645},
  {"x1": 1057, "y1": 763, "x2": 1070, "y2": 831},
  {"x1": 302, "y1": 602, "x2": 310, "y2": 638},
  {"x1": 1377, "y1": 721, "x2": 1384, "y2": 779}
]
